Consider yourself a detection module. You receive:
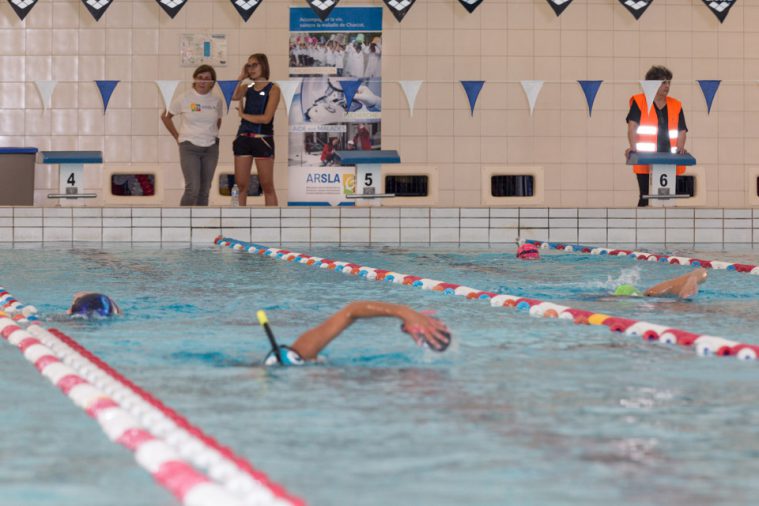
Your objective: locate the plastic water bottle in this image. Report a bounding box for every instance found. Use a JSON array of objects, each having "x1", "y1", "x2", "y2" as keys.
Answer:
[{"x1": 230, "y1": 184, "x2": 239, "y2": 207}]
